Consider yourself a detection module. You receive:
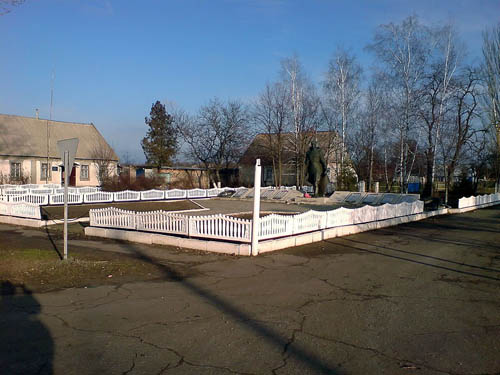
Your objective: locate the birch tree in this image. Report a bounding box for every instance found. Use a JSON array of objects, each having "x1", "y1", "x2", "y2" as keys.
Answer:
[
  {"x1": 280, "y1": 55, "x2": 320, "y2": 187},
  {"x1": 367, "y1": 15, "x2": 430, "y2": 192},
  {"x1": 419, "y1": 24, "x2": 460, "y2": 197},
  {"x1": 323, "y1": 48, "x2": 362, "y2": 189}
]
